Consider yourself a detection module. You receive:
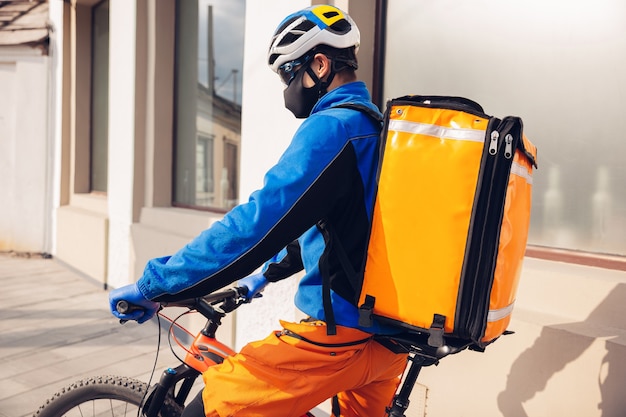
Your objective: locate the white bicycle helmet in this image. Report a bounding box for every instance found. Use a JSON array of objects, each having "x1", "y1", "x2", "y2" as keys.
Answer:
[{"x1": 268, "y1": 5, "x2": 360, "y2": 73}]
